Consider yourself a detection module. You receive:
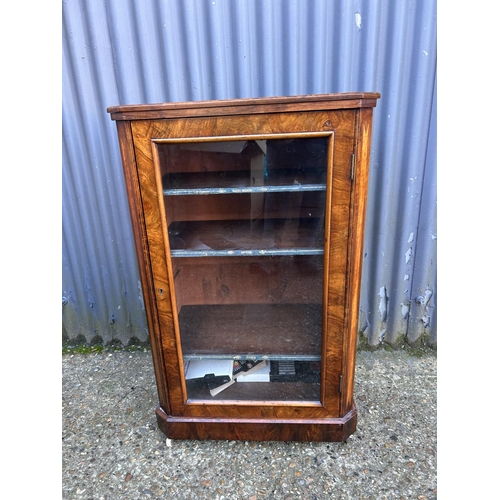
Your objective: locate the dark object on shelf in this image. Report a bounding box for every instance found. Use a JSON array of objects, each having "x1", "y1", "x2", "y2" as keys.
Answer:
[
  {"x1": 232, "y1": 359, "x2": 264, "y2": 376},
  {"x1": 185, "y1": 374, "x2": 232, "y2": 391},
  {"x1": 270, "y1": 361, "x2": 321, "y2": 384}
]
